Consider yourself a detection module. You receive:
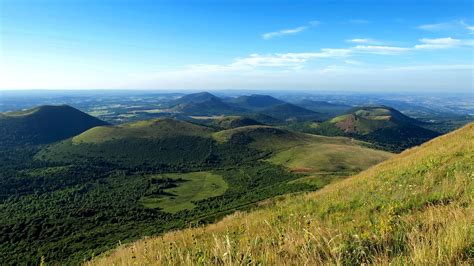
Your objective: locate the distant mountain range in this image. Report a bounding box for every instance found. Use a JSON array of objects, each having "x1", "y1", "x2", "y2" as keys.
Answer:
[
  {"x1": 167, "y1": 92, "x2": 325, "y2": 122},
  {"x1": 0, "y1": 94, "x2": 442, "y2": 152}
]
